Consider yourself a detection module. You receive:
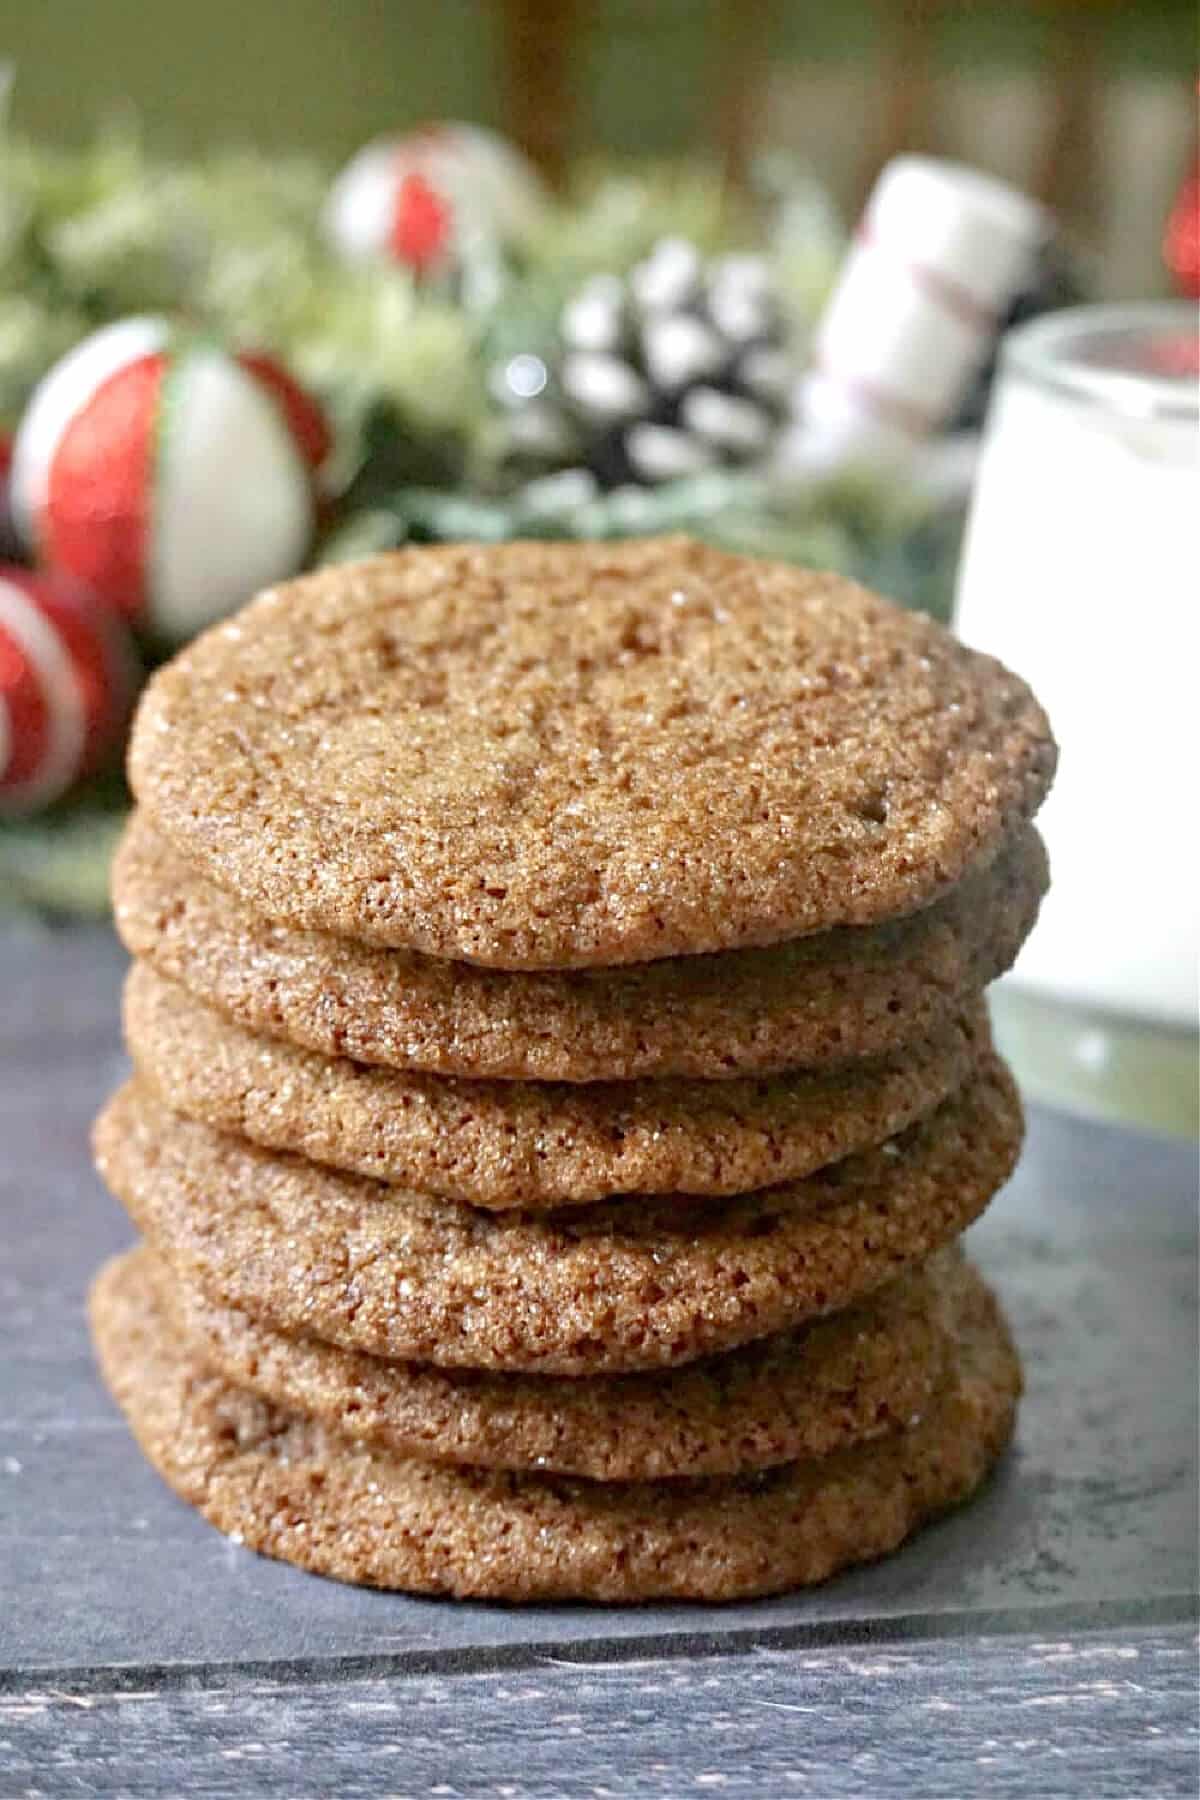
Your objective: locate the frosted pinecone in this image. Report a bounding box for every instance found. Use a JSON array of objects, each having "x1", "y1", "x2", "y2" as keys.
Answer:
[{"x1": 489, "y1": 237, "x2": 797, "y2": 489}]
